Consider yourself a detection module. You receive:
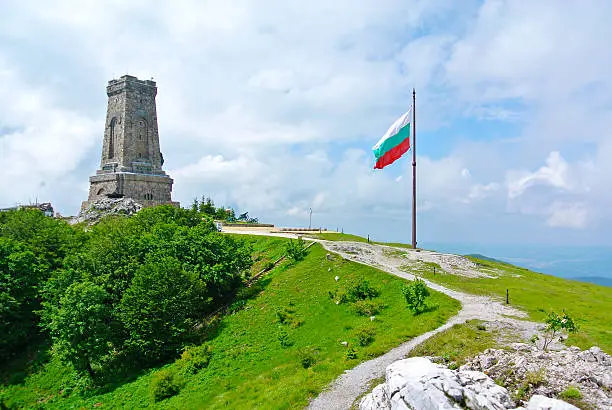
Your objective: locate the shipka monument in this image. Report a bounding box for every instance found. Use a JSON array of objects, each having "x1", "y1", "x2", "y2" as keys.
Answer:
[{"x1": 82, "y1": 75, "x2": 179, "y2": 210}]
